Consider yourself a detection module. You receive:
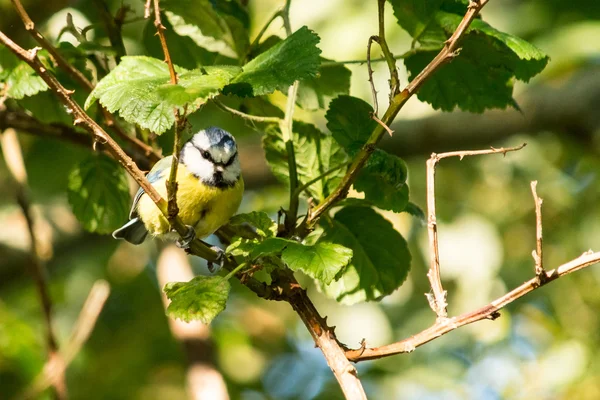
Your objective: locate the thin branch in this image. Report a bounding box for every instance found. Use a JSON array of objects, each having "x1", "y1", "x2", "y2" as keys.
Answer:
[
  {"x1": 19, "y1": 280, "x2": 111, "y2": 400},
  {"x1": 1, "y1": 128, "x2": 67, "y2": 400},
  {"x1": 245, "y1": 9, "x2": 282, "y2": 61},
  {"x1": 320, "y1": 45, "x2": 443, "y2": 67},
  {"x1": 300, "y1": 0, "x2": 491, "y2": 235},
  {"x1": 530, "y1": 180, "x2": 546, "y2": 279},
  {"x1": 346, "y1": 250, "x2": 600, "y2": 362},
  {"x1": 144, "y1": 0, "x2": 152, "y2": 19},
  {"x1": 150, "y1": 0, "x2": 183, "y2": 223},
  {"x1": 93, "y1": 0, "x2": 127, "y2": 63},
  {"x1": 366, "y1": 36, "x2": 379, "y2": 116},
  {"x1": 425, "y1": 143, "x2": 526, "y2": 319},
  {"x1": 372, "y1": 114, "x2": 394, "y2": 136},
  {"x1": 212, "y1": 99, "x2": 280, "y2": 123},
  {"x1": 376, "y1": 0, "x2": 400, "y2": 98},
  {"x1": 281, "y1": 81, "x2": 300, "y2": 235}
]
